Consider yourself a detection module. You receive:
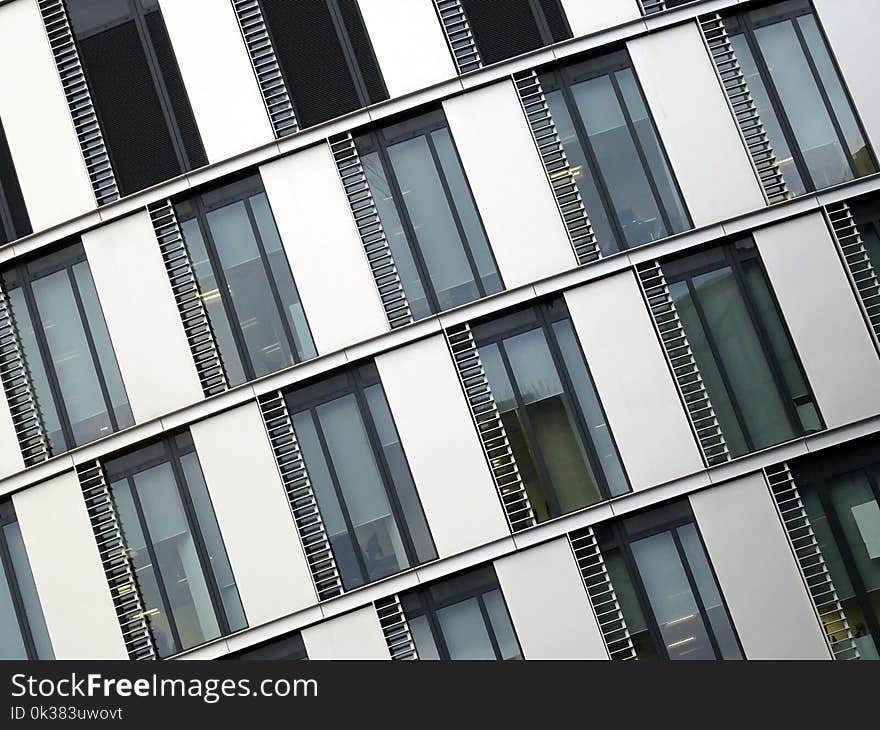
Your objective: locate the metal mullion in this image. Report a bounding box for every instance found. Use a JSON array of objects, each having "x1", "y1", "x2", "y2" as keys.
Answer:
[
  {"x1": 419, "y1": 591, "x2": 453, "y2": 660},
  {"x1": 0, "y1": 530, "x2": 38, "y2": 660},
  {"x1": 0, "y1": 180, "x2": 14, "y2": 243},
  {"x1": 324, "y1": 0, "x2": 382, "y2": 107},
  {"x1": 526, "y1": 0, "x2": 556, "y2": 47},
  {"x1": 475, "y1": 592, "x2": 505, "y2": 660},
  {"x1": 607, "y1": 70, "x2": 674, "y2": 237},
  {"x1": 66, "y1": 266, "x2": 119, "y2": 434}
]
